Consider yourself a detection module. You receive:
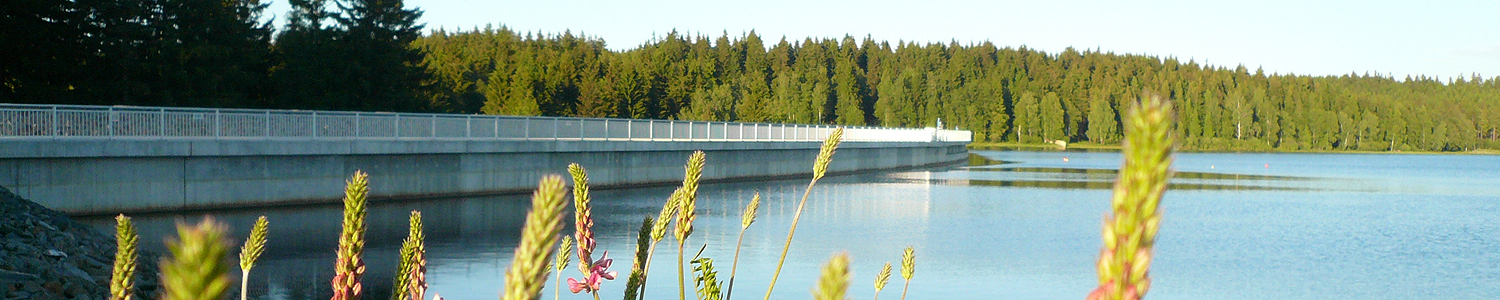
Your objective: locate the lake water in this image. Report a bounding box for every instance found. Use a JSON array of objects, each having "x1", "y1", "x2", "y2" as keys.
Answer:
[{"x1": 86, "y1": 150, "x2": 1500, "y2": 300}]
